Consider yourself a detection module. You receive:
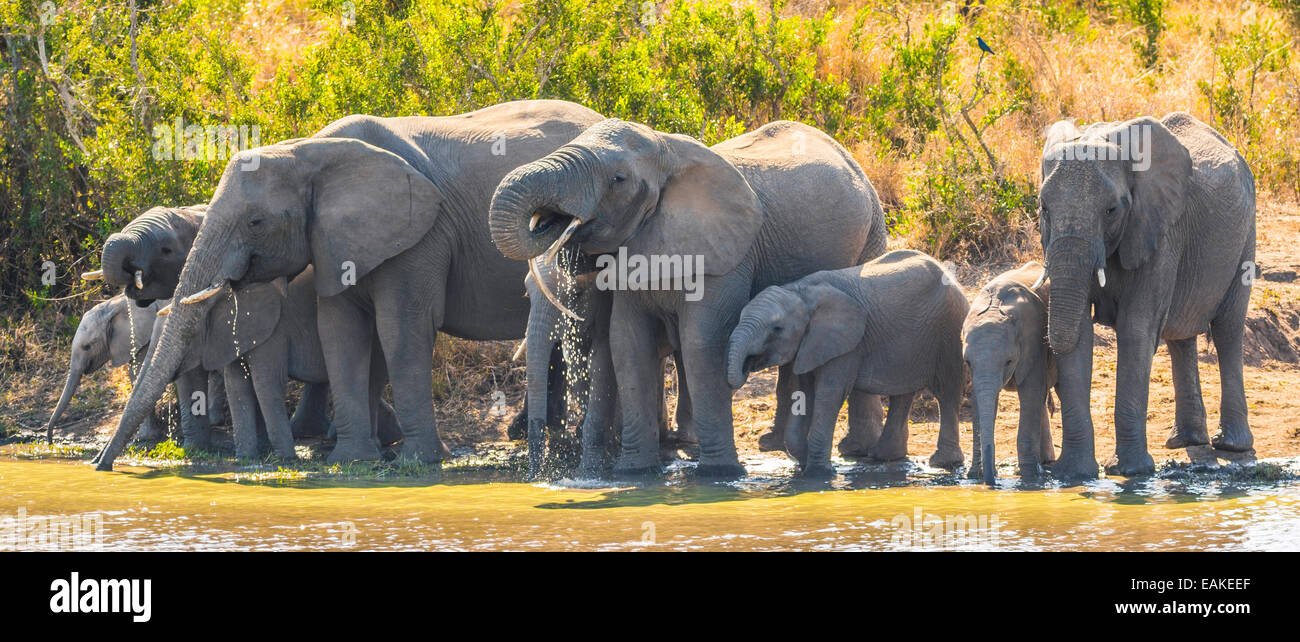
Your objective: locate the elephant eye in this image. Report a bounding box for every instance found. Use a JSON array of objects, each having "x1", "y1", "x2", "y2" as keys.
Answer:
[
  {"x1": 612, "y1": 172, "x2": 625, "y2": 184},
  {"x1": 248, "y1": 217, "x2": 263, "y2": 228},
  {"x1": 161, "y1": 246, "x2": 172, "y2": 255}
]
